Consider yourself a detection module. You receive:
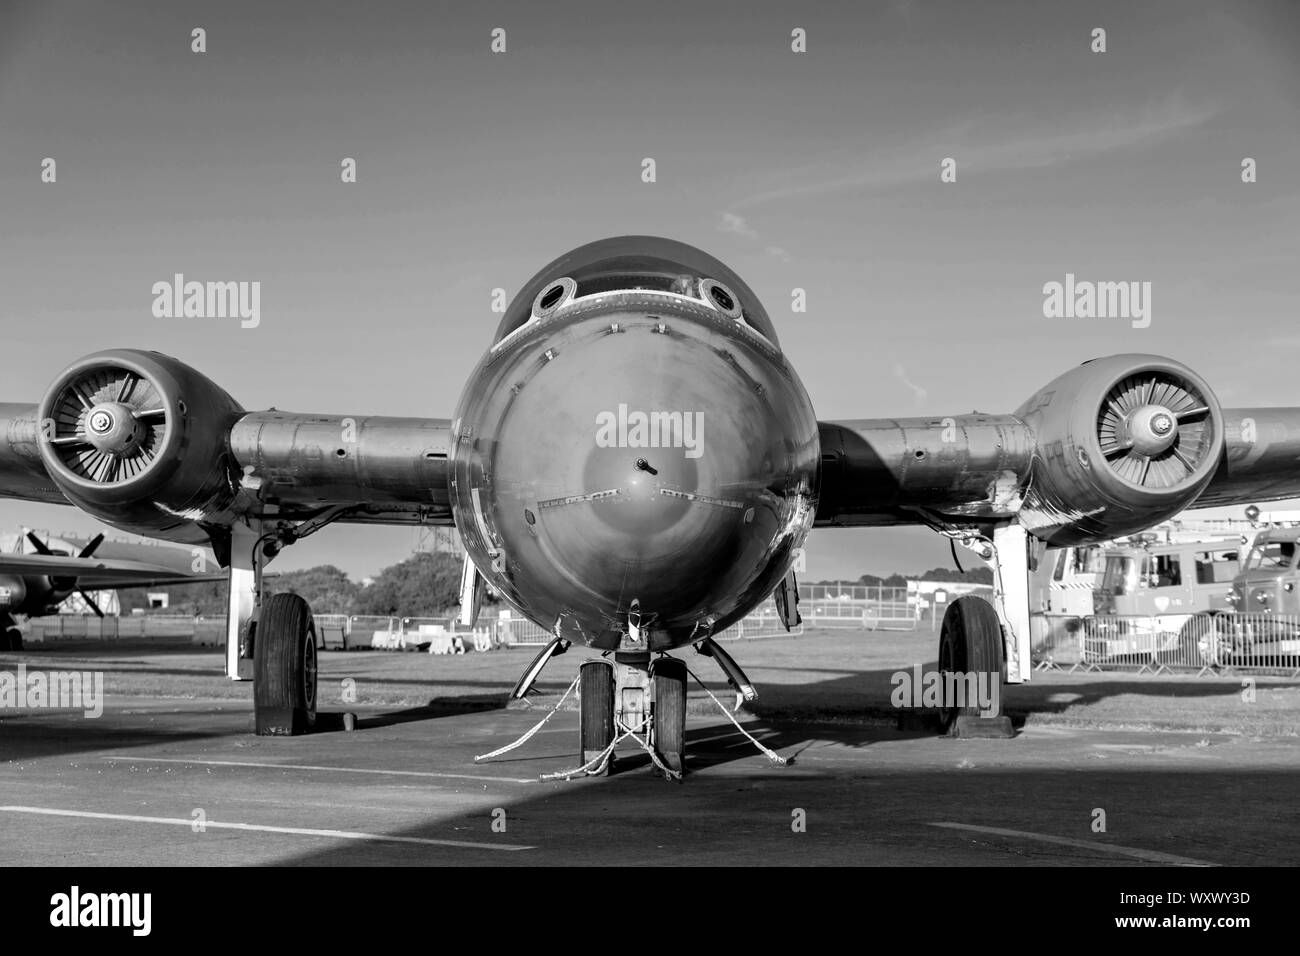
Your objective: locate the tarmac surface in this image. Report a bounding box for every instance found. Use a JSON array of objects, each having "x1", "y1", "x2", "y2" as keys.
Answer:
[{"x1": 2, "y1": 646, "x2": 1298, "y2": 866}]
